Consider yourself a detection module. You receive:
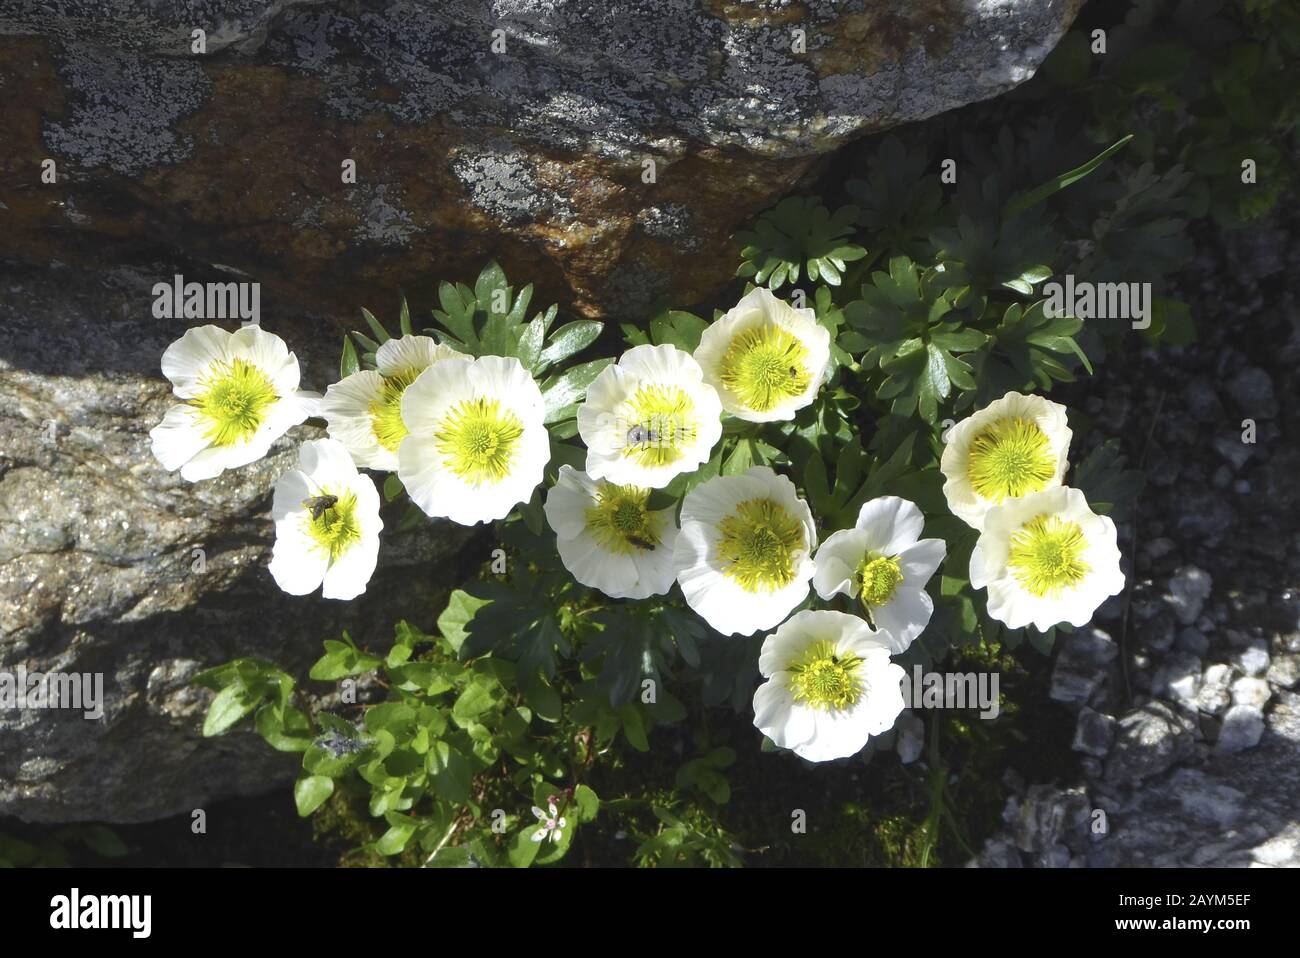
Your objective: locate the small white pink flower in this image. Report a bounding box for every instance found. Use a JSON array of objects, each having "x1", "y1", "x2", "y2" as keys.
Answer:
[{"x1": 530, "y1": 800, "x2": 567, "y2": 843}]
